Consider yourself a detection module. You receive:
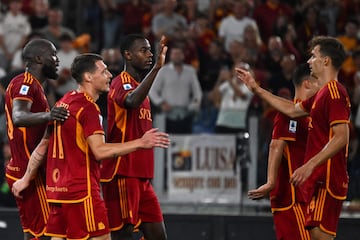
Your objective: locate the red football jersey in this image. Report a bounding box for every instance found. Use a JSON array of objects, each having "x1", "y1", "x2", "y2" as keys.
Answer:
[
  {"x1": 5, "y1": 72, "x2": 50, "y2": 179},
  {"x1": 46, "y1": 91, "x2": 105, "y2": 202},
  {"x1": 270, "y1": 111, "x2": 308, "y2": 210},
  {"x1": 300, "y1": 80, "x2": 350, "y2": 200},
  {"x1": 101, "y1": 71, "x2": 154, "y2": 181}
]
